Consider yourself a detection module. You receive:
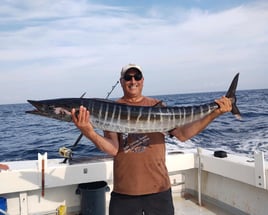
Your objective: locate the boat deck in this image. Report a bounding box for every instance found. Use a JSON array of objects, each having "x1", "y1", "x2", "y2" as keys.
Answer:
[{"x1": 173, "y1": 195, "x2": 232, "y2": 215}]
